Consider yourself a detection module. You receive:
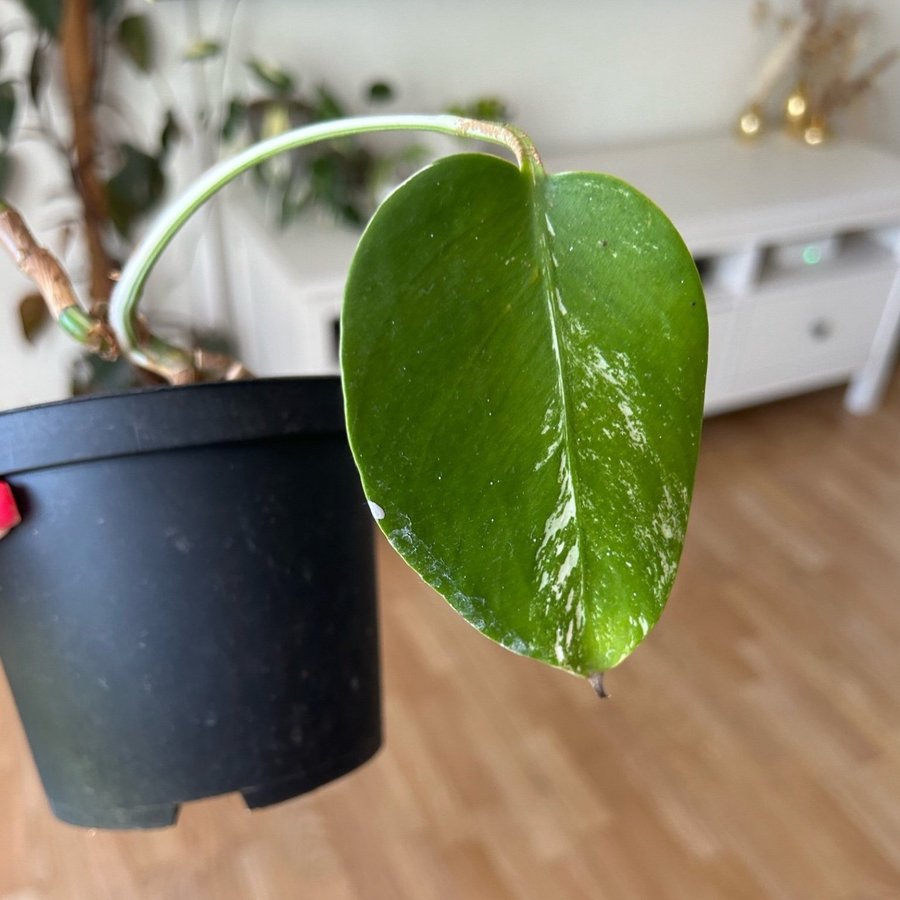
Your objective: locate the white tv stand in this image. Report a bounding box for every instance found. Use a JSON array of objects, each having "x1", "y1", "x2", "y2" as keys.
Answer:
[
  {"x1": 549, "y1": 133, "x2": 900, "y2": 414},
  {"x1": 227, "y1": 132, "x2": 900, "y2": 416}
]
